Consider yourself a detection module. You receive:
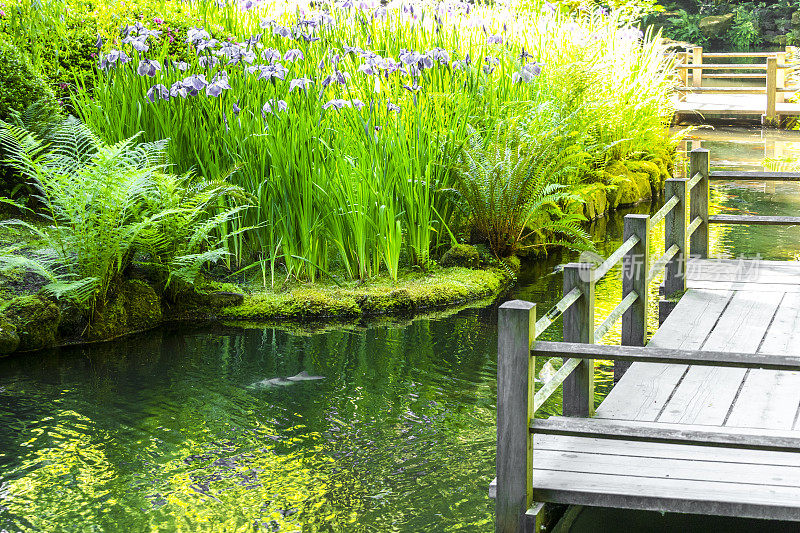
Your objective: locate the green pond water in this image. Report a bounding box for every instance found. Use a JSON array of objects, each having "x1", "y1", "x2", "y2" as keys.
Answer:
[{"x1": 1, "y1": 127, "x2": 800, "y2": 532}]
